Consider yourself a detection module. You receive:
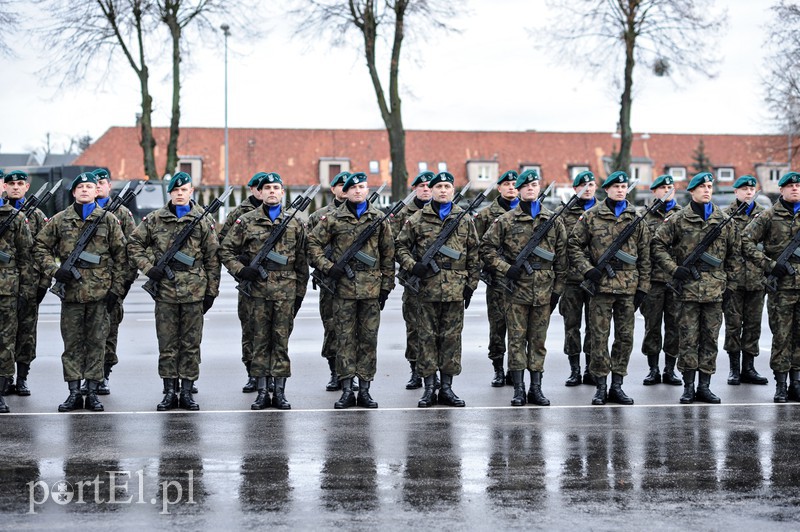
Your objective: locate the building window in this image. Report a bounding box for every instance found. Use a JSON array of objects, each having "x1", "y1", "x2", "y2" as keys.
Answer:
[
  {"x1": 369, "y1": 160, "x2": 379, "y2": 174},
  {"x1": 568, "y1": 166, "x2": 590, "y2": 180},
  {"x1": 769, "y1": 168, "x2": 781, "y2": 181},
  {"x1": 318, "y1": 158, "x2": 351, "y2": 188},
  {"x1": 177, "y1": 156, "x2": 203, "y2": 186},
  {"x1": 668, "y1": 167, "x2": 687, "y2": 181},
  {"x1": 438, "y1": 162, "x2": 447, "y2": 173},
  {"x1": 717, "y1": 167, "x2": 735, "y2": 182},
  {"x1": 520, "y1": 164, "x2": 542, "y2": 178},
  {"x1": 418, "y1": 162, "x2": 428, "y2": 172},
  {"x1": 466, "y1": 160, "x2": 499, "y2": 190}
]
